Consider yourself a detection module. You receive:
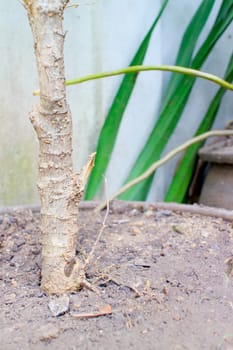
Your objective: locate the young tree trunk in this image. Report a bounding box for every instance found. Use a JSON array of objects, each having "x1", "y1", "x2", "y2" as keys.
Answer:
[{"x1": 23, "y1": 0, "x2": 94, "y2": 293}]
